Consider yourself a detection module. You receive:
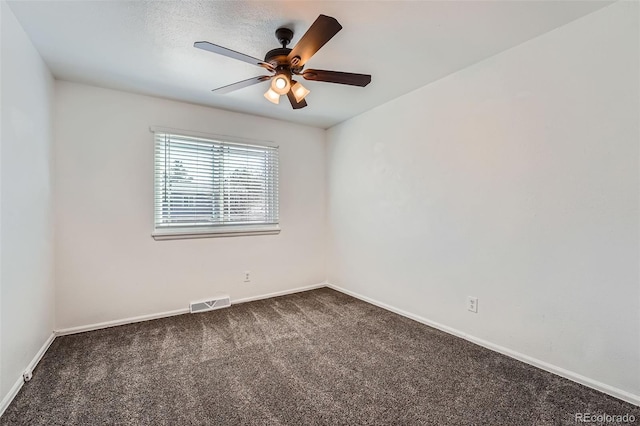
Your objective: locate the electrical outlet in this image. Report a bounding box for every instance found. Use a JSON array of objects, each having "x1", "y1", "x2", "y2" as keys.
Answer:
[
  {"x1": 244, "y1": 271, "x2": 251, "y2": 282},
  {"x1": 467, "y1": 296, "x2": 478, "y2": 313}
]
